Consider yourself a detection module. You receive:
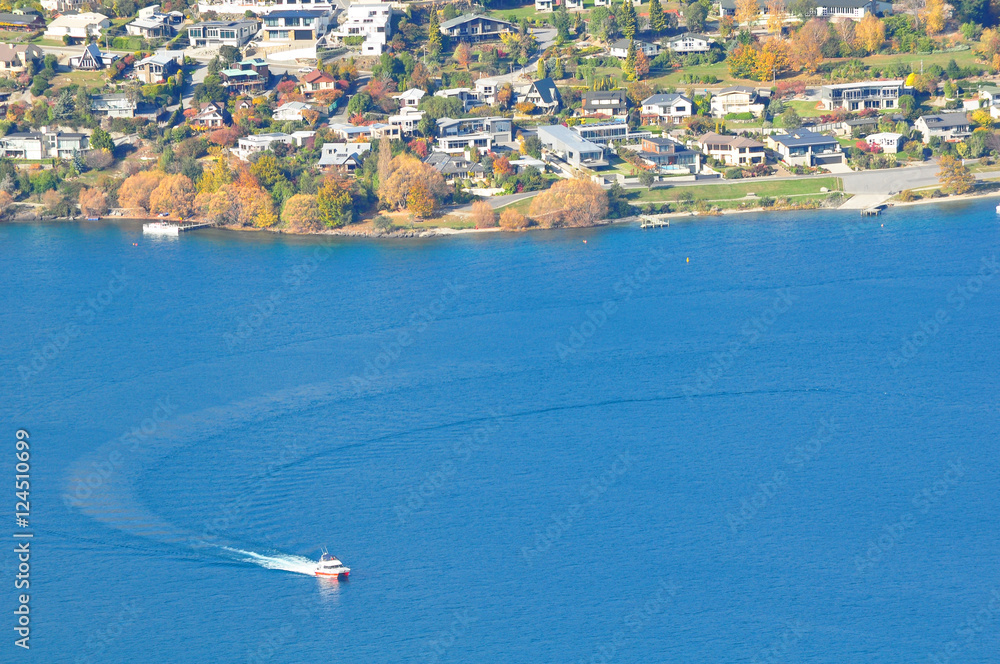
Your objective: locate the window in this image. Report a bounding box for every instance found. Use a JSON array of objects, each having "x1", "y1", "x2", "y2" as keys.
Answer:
[{"x1": 220, "y1": 30, "x2": 235, "y2": 39}]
